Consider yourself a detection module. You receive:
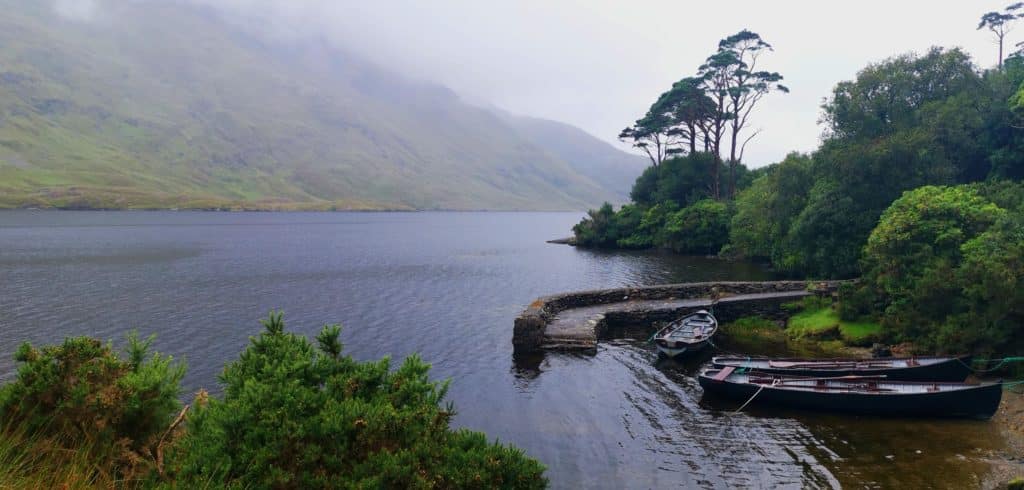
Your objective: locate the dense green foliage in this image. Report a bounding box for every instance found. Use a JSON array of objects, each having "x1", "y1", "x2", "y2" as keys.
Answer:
[
  {"x1": 741, "y1": 47, "x2": 1024, "y2": 278},
  {"x1": 573, "y1": 154, "x2": 752, "y2": 252},
  {"x1": 725, "y1": 152, "x2": 813, "y2": 266},
  {"x1": 577, "y1": 26, "x2": 1024, "y2": 355},
  {"x1": 0, "y1": 314, "x2": 547, "y2": 488},
  {"x1": 0, "y1": 332, "x2": 185, "y2": 478},
  {"x1": 660, "y1": 199, "x2": 732, "y2": 254},
  {"x1": 168, "y1": 312, "x2": 546, "y2": 488},
  {"x1": 844, "y1": 186, "x2": 1024, "y2": 352},
  {"x1": 585, "y1": 46, "x2": 1024, "y2": 277}
]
